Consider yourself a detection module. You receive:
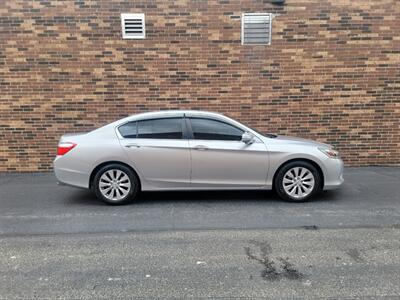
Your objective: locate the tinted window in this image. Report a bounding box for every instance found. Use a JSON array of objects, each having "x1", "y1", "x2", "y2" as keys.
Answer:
[
  {"x1": 190, "y1": 118, "x2": 244, "y2": 141},
  {"x1": 118, "y1": 122, "x2": 137, "y2": 138},
  {"x1": 137, "y1": 118, "x2": 182, "y2": 139}
]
